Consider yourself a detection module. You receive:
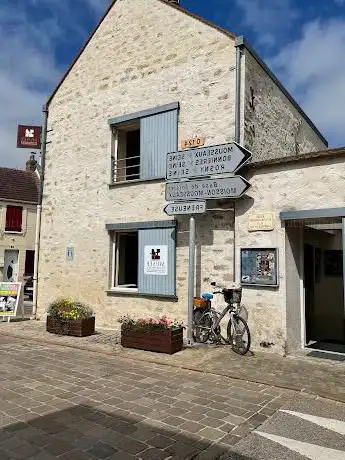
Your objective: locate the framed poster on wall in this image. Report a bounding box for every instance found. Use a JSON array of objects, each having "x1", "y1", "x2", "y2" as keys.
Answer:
[{"x1": 240, "y1": 248, "x2": 278, "y2": 286}]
